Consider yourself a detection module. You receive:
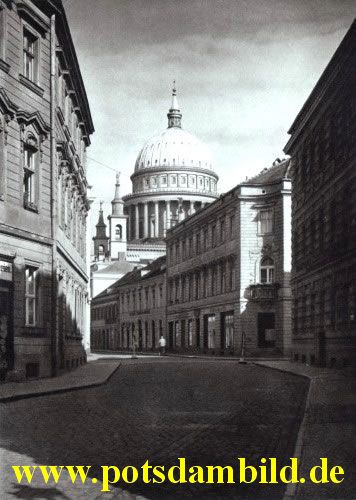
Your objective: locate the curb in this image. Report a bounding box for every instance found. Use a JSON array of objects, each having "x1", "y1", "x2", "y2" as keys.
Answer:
[
  {"x1": 252, "y1": 361, "x2": 313, "y2": 500},
  {"x1": 150, "y1": 354, "x2": 288, "y2": 362},
  {"x1": 92, "y1": 350, "x2": 289, "y2": 363},
  {"x1": 283, "y1": 378, "x2": 315, "y2": 499},
  {"x1": 0, "y1": 362, "x2": 122, "y2": 404},
  {"x1": 252, "y1": 361, "x2": 313, "y2": 380}
]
